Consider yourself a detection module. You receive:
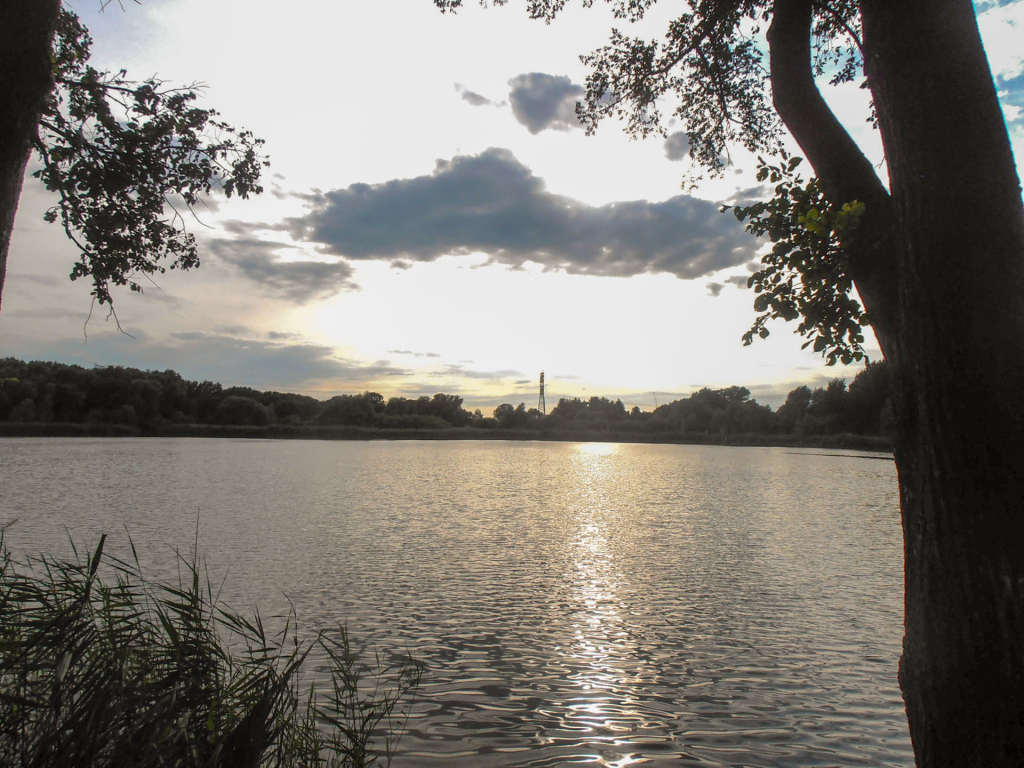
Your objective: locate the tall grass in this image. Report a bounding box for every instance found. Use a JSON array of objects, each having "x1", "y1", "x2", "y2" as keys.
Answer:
[{"x1": 0, "y1": 529, "x2": 419, "y2": 768}]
